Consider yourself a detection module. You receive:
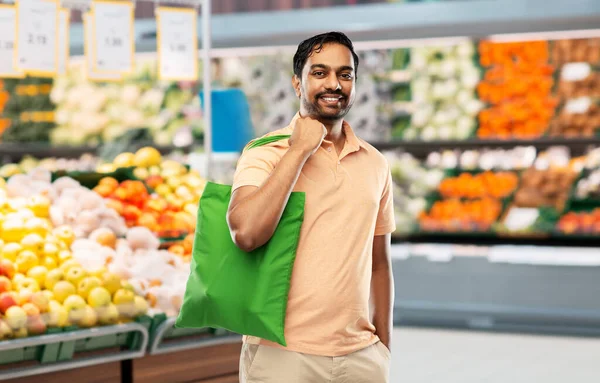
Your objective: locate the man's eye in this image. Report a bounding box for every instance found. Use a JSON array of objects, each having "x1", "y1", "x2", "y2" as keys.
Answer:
[
  {"x1": 313, "y1": 71, "x2": 325, "y2": 76},
  {"x1": 341, "y1": 73, "x2": 353, "y2": 79}
]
